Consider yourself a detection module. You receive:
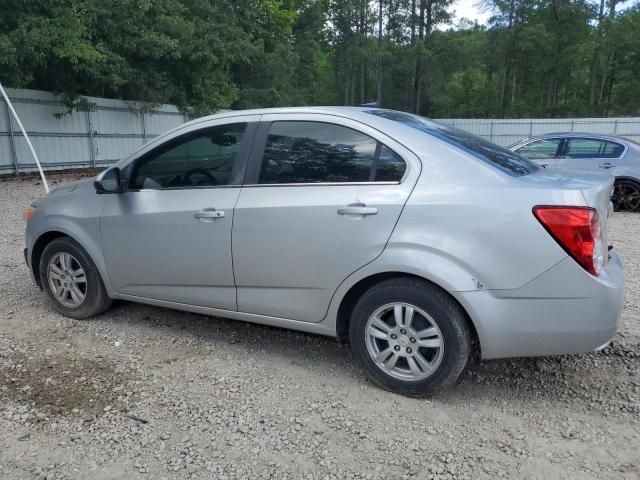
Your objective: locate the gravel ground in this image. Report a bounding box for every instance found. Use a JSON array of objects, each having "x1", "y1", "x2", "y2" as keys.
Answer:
[{"x1": 1, "y1": 172, "x2": 639, "y2": 480}]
